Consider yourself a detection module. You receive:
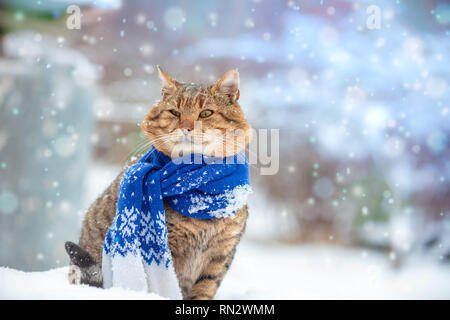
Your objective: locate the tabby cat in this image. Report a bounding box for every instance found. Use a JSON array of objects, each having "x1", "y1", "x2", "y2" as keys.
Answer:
[{"x1": 65, "y1": 67, "x2": 252, "y2": 300}]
